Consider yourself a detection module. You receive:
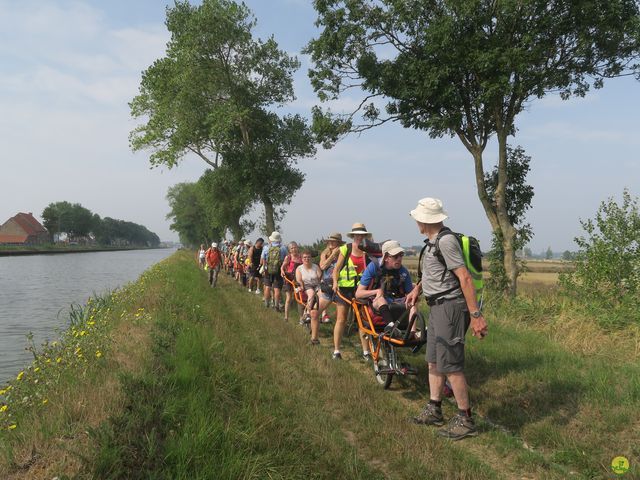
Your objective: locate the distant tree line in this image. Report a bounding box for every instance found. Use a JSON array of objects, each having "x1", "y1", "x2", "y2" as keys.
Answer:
[{"x1": 41, "y1": 201, "x2": 160, "y2": 247}]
